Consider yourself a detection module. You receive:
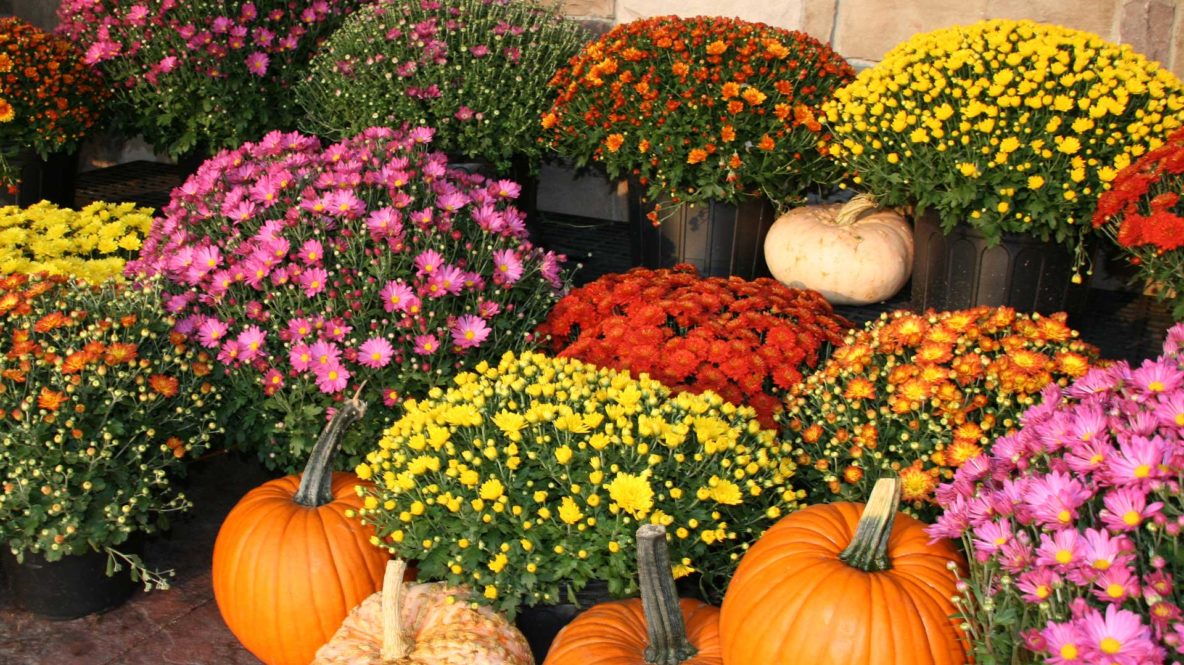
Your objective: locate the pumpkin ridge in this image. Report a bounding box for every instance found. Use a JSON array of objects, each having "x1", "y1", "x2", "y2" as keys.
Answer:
[
  {"x1": 311, "y1": 507, "x2": 353, "y2": 638},
  {"x1": 886, "y1": 569, "x2": 967, "y2": 662},
  {"x1": 252, "y1": 501, "x2": 306, "y2": 663},
  {"x1": 729, "y1": 558, "x2": 835, "y2": 656},
  {"x1": 322, "y1": 494, "x2": 386, "y2": 592}
]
